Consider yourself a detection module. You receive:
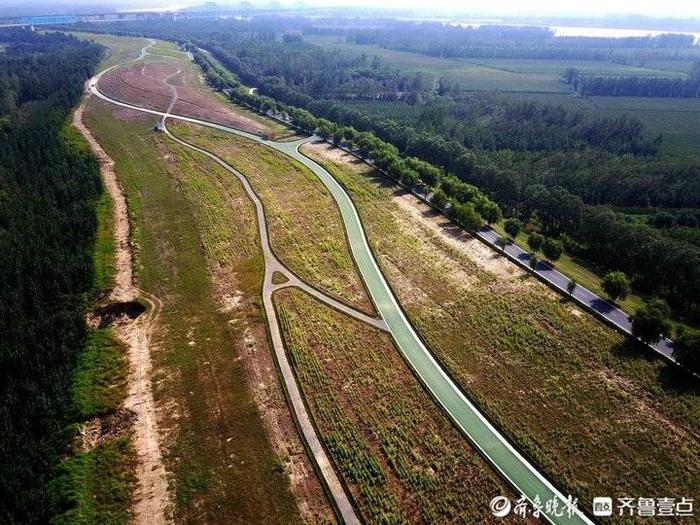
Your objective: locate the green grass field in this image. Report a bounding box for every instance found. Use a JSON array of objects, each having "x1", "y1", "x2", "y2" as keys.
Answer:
[
  {"x1": 307, "y1": 34, "x2": 700, "y2": 153},
  {"x1": 302, "y1": 142, "x2": 700, "y2": 522},
  {"x1": 68, "y1": 31, "x2": 150, "y2": 71},
  {"x1": 169, "y1": 120, "x2": 374, "y2": 313},
  {"x1": 275, "y1": 287, "x2": 520, "y2": 523},
  {"x1": 83, "y1": 97, "x2": 302, "y2": 523}
]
